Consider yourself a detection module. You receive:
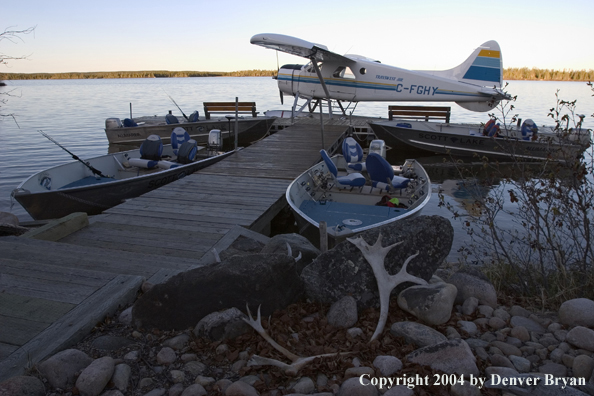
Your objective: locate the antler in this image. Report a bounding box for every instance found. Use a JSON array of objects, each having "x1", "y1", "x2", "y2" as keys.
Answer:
[
  {"x1": 243, "y1": 304, "x2": 348, "y2": 376},
  {"x1": 347, "y1": 233, "x2": 427, "y2": 342}
]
